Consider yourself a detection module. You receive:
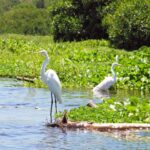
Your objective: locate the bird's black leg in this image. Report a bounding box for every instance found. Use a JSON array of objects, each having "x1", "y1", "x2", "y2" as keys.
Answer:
[
  {"x1": 50, "y1": 92, "x2": 53, "y2": 123},
  {"x1": 54, "y1": 96, "x2": 57, "y2": 114}
]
